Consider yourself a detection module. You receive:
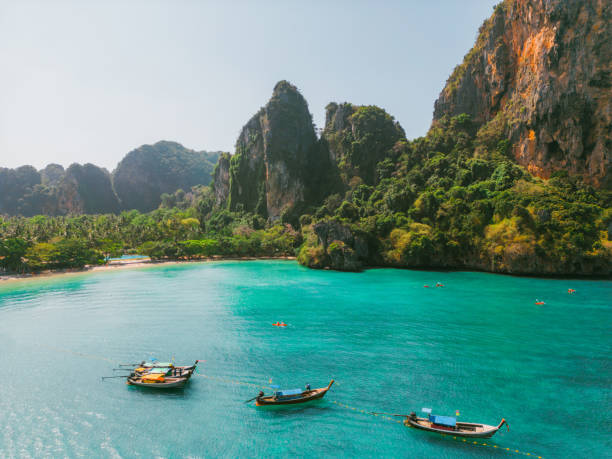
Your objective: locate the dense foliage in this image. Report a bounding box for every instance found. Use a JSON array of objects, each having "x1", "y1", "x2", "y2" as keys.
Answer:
[
  {"x1": 1, "y1": 111, "x2": 610, "y2": 276},
  {"x1": 297, "y1": 113, "x2": 611, "y2": 274},
  {"x1": 113, "y1": 141, "x2": 221, "y2": 212},
  {"x1": 0, "y1": 202, "x2": 301, "y2": 273}
]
